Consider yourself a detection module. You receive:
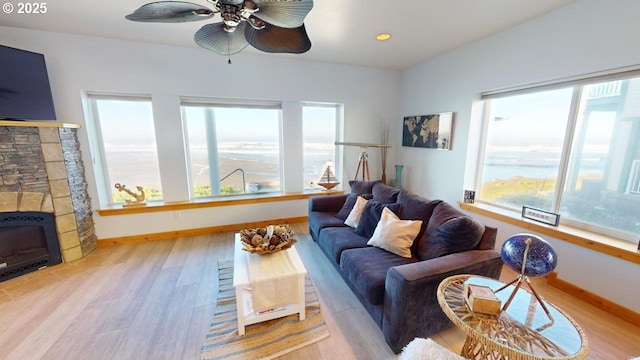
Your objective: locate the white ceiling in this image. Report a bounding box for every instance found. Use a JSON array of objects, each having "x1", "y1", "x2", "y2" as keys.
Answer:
[{"x1": 0, "y1": 0, "x2": 576, "y2": 70}]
